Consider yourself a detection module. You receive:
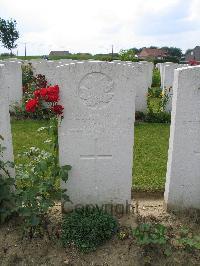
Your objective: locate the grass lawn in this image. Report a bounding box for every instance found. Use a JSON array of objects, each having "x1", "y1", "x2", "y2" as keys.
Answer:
[
  {"x1": 11, "y1": 119, "x2": 170, "y2": 192},
  {"x1": 11, "y1": 119, "x2": 50, "y2": 165},
  {"x1": 133, "y1": 122, "x2": 170, "y2": 191}
]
